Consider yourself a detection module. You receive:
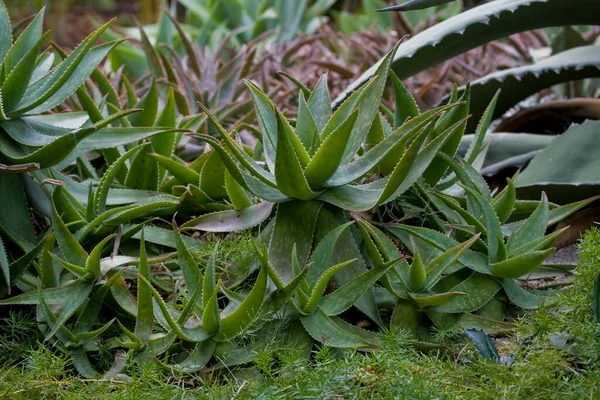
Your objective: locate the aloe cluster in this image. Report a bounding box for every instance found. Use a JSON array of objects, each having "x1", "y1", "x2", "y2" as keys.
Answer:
[{"x1": 0, "y1": 0, "x2": 598, "y2": 380}]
